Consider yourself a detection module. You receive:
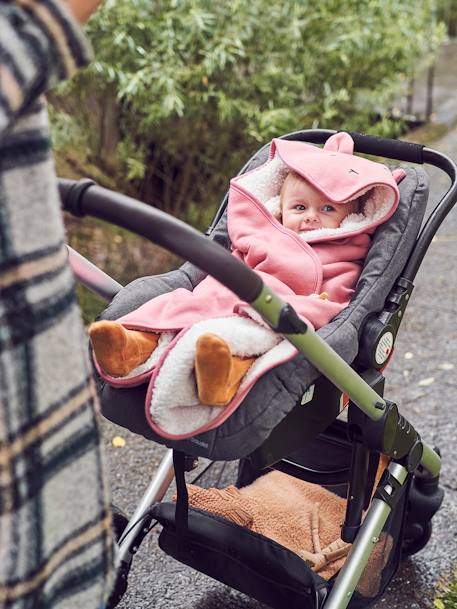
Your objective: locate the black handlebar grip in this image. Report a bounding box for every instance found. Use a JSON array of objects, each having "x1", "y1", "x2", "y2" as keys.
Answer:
[
  {"x1": 281, "y1": 129, "x2": 425, "y2": 164},
  {"x1": 59, "y1": 178, "x2": 96, "y2": 216},
  {"x1": 346, "y1": 131, "x2": 424, "y2": 164},
  {"x1": 59, "y1": 180, "x2": 264, "y2": 304}
]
